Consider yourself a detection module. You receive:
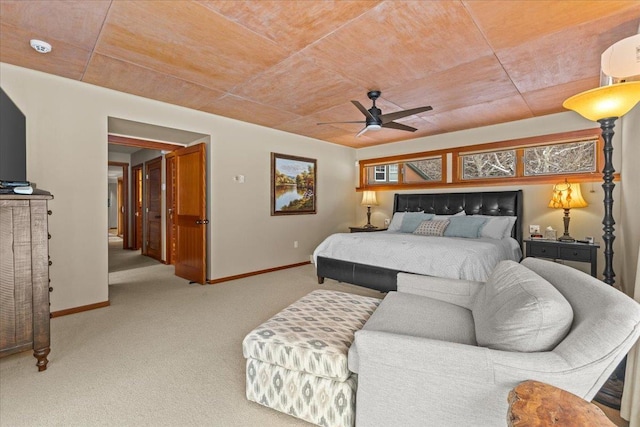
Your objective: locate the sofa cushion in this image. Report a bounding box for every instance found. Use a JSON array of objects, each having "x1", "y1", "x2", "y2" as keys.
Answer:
[
  {"x1": 349, "y1": 291, "x2": 476, "y2": 373},
  {"x1": 472, "y1": 260, "x2": 573, "y2": 352},
  {"x1": 242, "y1": 290, "x2": 380, "y2": 381}
]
